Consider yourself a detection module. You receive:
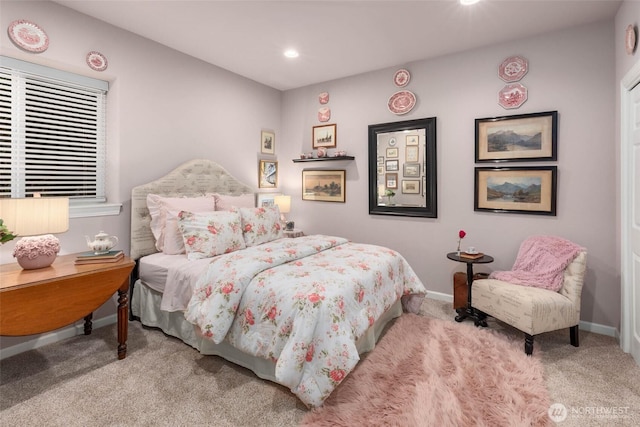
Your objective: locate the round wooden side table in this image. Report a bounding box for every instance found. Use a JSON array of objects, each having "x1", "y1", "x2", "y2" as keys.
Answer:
[{"x1": 446, "y1": 252, "x2": 494, "y2": 326}]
